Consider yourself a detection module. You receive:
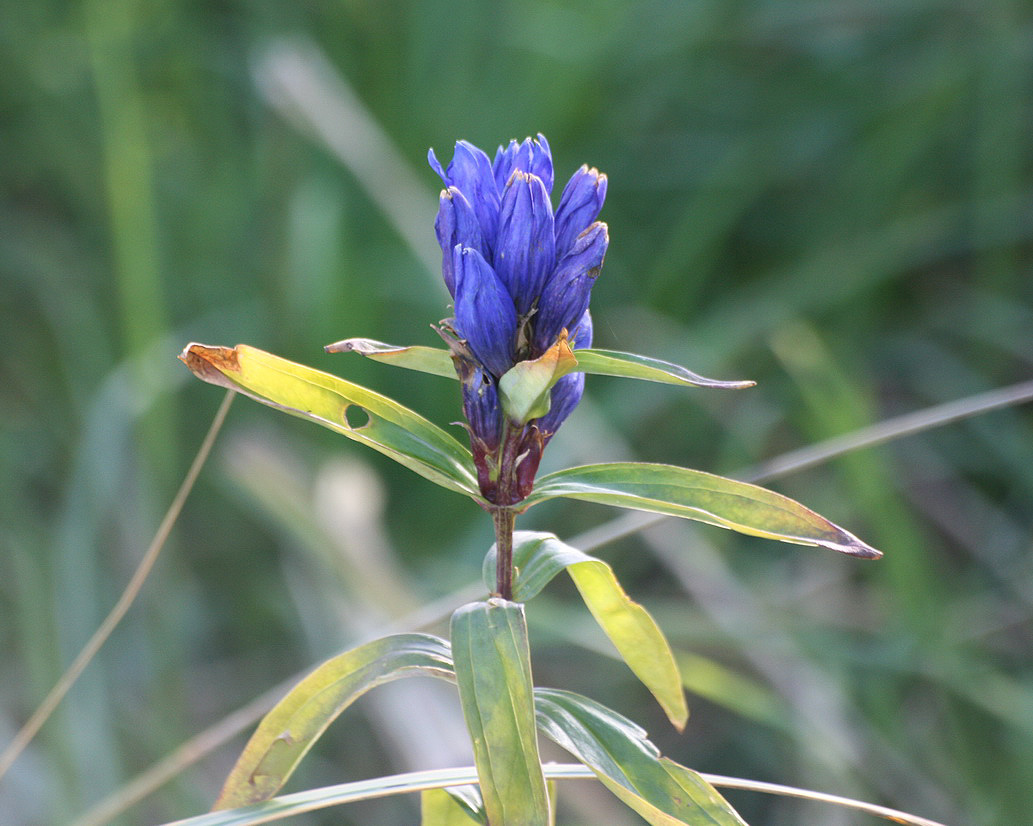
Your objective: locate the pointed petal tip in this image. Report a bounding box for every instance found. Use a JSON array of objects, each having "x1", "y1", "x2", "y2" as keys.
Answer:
[{"x1": 427, "y1": 147, "x2": 447, "y2": 182}]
